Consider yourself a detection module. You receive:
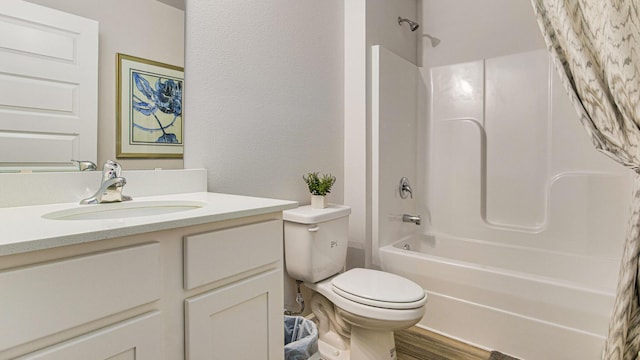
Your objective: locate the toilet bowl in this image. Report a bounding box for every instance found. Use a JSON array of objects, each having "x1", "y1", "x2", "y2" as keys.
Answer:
[
  {"x1": 283, "y1": 205, "x2": 427, "y2": 360},
  {"x1": 308, "y1": 268, "x2": 426, "y2": 324},
  {"x1": 307, "y1": 268, "x2": 427, "y2": 360}
]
